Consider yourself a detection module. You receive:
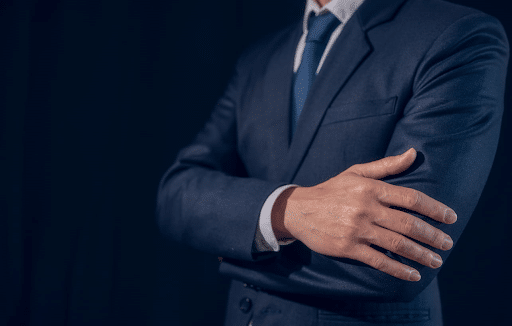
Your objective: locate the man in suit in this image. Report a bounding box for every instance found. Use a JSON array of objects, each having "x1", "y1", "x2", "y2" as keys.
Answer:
[{"x1": 157, "y1": 0, "x2": 509, "y2": 325}]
